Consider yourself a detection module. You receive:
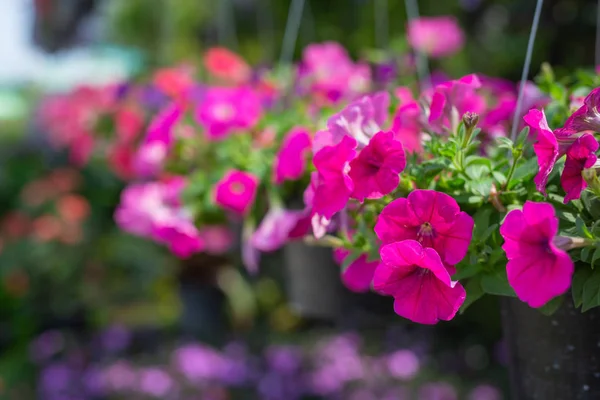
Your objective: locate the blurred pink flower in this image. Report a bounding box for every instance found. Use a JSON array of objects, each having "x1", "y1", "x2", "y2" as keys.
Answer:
[
  {"x1": 199, "y1": 225, "x2": 233, "y2": 254},
  {"x1": 274, "y1": 127, "x2": 312, "y2": 184},
  {"x1": 214, "y1": 170, "x2": 259, "y2": 215},
  {"x1": 251, "y1": 207, "x2": 307, "y2": 252},
  {"x1": 561, "y1": 134, "x2": 598, "y2": 203},
  {"x1": 204, "y1": 47, "x2": 251, "y2": 84},
  {"x1": 375, "y1": 189, "x2": 473, "y2": 267},
  {"x1": 114, "y1": 178, "x2": 204, "y2": 258},
  {"x1": 500, "y1": 201, "x2": 574, "y2": 307},
  {"x1": 561, "y1": 87, "x2": 600, "y2": 134},
  {"x1": 134, "y1": 103, "x2": 182, "y2": 177},
  {"x1": 373, "y1": 240, "x2": 466, "y2": 324},
  {"x1": 407, "y1": 16, "x2": 464, "y2": 58},
  {"x1": 386, "y1": 349, "x2": 420, "y2": 380},
  {"x1": 195, "y1": 86, "x2": 262, "y2": 139},
  {"x1": 348, "y1": 131, "x2": 406, "y2": 201},
  {"x1": 138, "y1": 368, "x2": 173, "y2": 397}
]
